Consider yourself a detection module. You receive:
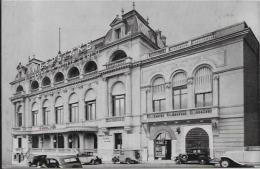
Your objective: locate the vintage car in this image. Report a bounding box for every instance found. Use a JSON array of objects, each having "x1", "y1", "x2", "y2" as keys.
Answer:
[
  {"x1": 28, "y1": 155, "x2": 82, "y2": 168},
  {"x1": 112, "y1": 149, "x2": 140, "y2": 164},
  {"x1": 28, "y1": 155, "x2": 47, "y2": 167},
  {"x1": 220, "y1": 150, "x2": 260, "y2": 168},
  {"x1": 77, "y1": 152, "x2": 102, "y2": 165},
  {"x1": 175, "y1": 149, "x2": 211, "y2": 165}
]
